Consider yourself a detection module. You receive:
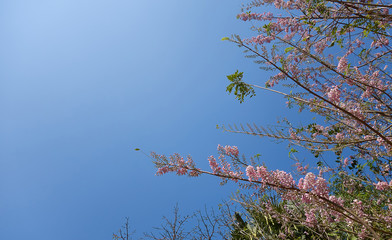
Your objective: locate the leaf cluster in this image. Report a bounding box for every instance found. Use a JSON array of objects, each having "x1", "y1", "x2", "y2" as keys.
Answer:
[{"x1": 226, "y1": 70, "x2": 256, "y2": 103}]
